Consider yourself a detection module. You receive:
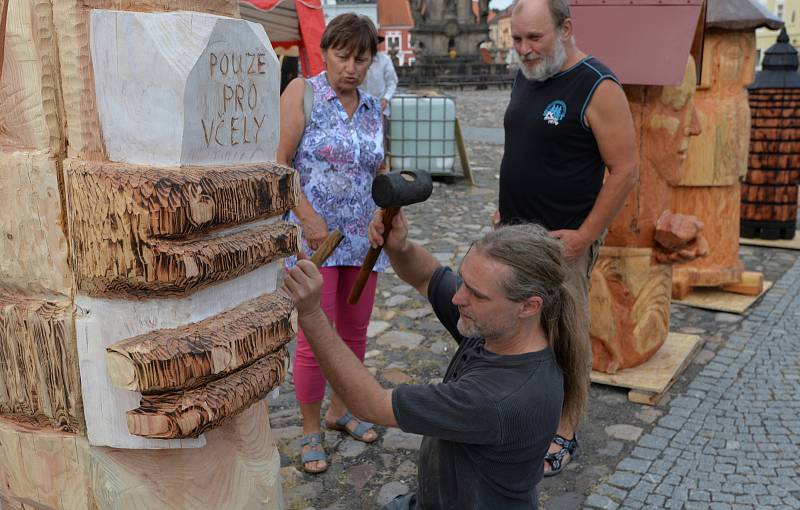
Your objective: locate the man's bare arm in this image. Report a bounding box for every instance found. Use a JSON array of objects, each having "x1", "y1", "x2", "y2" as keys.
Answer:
[
  {"x1": 283, "y1": 259, "x2": 398, "y2": 427},
  {"x1": 552, "y1": 80, "x2": 638, "y2": 259}
]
